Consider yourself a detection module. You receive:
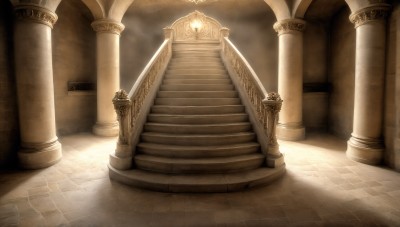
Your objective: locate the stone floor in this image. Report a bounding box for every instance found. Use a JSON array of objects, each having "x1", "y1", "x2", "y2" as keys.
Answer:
[{"x1": 1, "y1": 132, "x2": 400, "y2": 227}]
